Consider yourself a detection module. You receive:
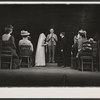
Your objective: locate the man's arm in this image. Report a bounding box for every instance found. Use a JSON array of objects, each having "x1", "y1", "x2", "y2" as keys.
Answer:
[
  {"x1": 46, "y1": 34, "x2": 51, "y2": 42},
  {"x1": 10, "y1": 36, "x2": 16, "y2": 49},
  {"x1": 19, "y1": 40, "x2": 21, "y2": 46},
  {"x1": 46, "y1": 35, "x2": 49, "y2": 42},
  {"x1": 29, "y1": 41, "x2": 34, "y2": 52},
  {"x1": 53, "y1": 34, "x2": 58, "y2": 42}
]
